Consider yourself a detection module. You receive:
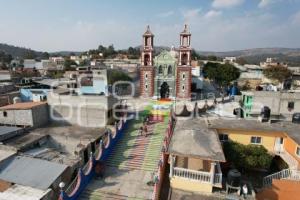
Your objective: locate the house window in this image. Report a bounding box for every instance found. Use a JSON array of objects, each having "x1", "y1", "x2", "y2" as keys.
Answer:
[
  {"x1": 182, "y1": 73, "x2": 186, "y2": 80},
  {"x1": 296, "y1": 146, "x2": 300, "y2": 157},
  {"x1": 145, "y1": 73, "x2": 148, "y2": 80},
  {"x1": 251, "y1": 136, "x2": 262, "y2": 144},
  {"x1": 288, "y1": 102, "x2": 294, "y2": 110},
  {"x1": 182, "y1": 85, "x2": 185, "y2": 91},
  {"x1": 219, "y1": 134, "x2": 229, "y2": 142},
  {"x1": 3, "y1": 111, "x2": 7, "y2": 117}
]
